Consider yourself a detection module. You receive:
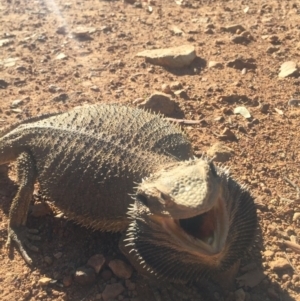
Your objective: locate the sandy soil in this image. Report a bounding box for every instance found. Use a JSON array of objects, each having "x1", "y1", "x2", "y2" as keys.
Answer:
[{"x1": 0, "y1": 0, "x2": 300, "y2": 300}]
